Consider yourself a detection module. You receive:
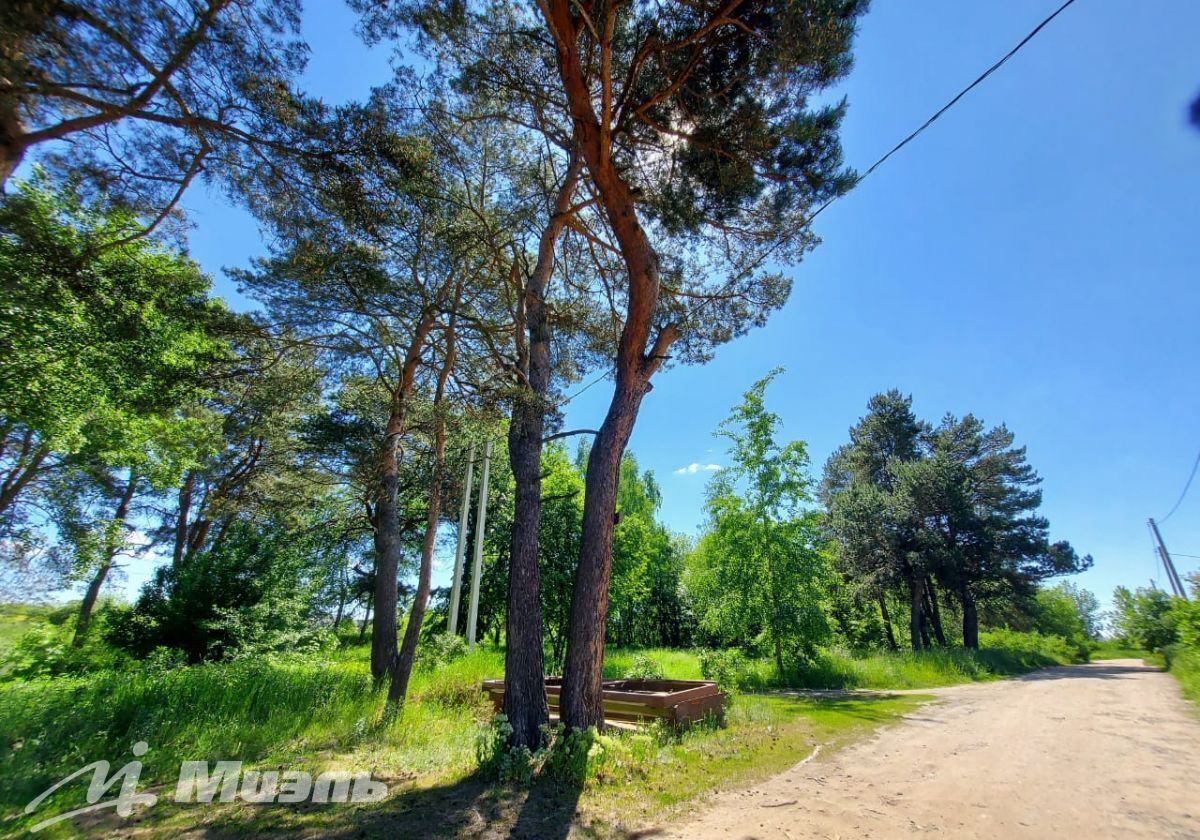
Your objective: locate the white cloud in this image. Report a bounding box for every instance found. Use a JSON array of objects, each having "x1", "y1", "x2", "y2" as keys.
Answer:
[{"x1": 673, "y1": 462, "x2": 722, "y2": 475}]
